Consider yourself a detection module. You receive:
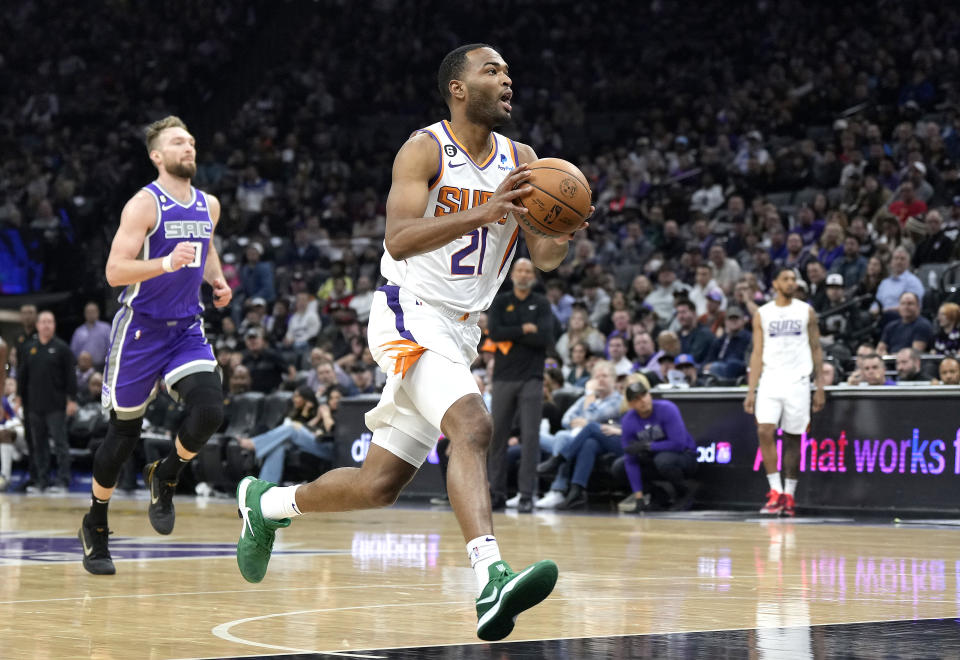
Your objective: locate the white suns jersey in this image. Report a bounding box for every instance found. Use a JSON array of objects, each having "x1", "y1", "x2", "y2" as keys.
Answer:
[
  {"x1": 758, "y1": 298, "x2": 813, "y2": 384},
  {"x1": 380, "y1": 120, "x2": 522, "y2": 314}
]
